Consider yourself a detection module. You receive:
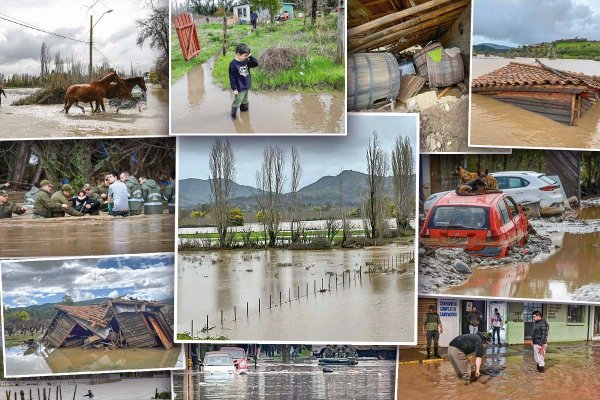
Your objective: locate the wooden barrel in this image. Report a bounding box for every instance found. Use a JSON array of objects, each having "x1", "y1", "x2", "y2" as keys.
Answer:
[
  {"x1": 427, "y1": 51, "x2": 465, "y2": 88},
  {"x1": 413, "y1": 42, "x2": 442, "y2": 77},
  {"x1": 348, "y1": 53, "x2": 401, "y2": 110}
]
